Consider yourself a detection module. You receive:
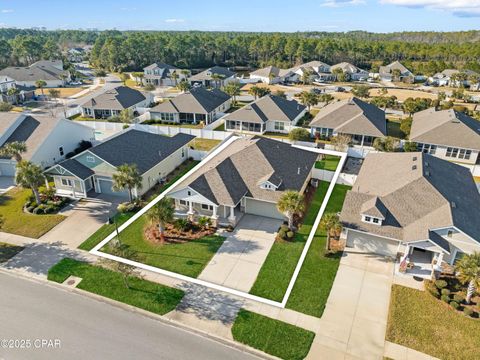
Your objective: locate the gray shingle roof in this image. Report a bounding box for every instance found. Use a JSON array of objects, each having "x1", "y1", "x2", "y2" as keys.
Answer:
[
  {"x1": 144, "y1": 62, "x2": 178, "y2": 71},
  {"x1": 82, "y1": 86, "x2": 146, "y2": 110},
  {"x1": 331, "y1": 62, "x2": 367, "y2": 74},
  {"x1": 173, "y1": 136, "x2": 318, "y2": 206},
  {"x1": 189, "y1": 66, "x2": 235, "y2": 81},
  {"x1": 250, "y1": 66, "x2": 281, "y2": 78},
  {"x1": 410, "y1": 108, "x2": 480, "y2": 151},
  {"x1": 55, "y1": 158, "x2": 94, "y2": 180},
  {"x1": 150, "y1": 87, "x2": 230, "y2": 114},
  {"x1": 309, "y1": 97, "x2": 386, "y2": 137},
  {"x1": 379, "y1": 61, "x2": 413, "y2": 76},
  {"x1": 224, "y1": 95, "x2": 305, "y2": 124},
  {"x1": 87, "y1": 129, "x2": 194, "y2": 174},
  {"x1": 340, "y1": 152, "x2": 480, "y2": 243},
  {"x1": 0, "y1": 61, "x2": 67, "y2": 82}
]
